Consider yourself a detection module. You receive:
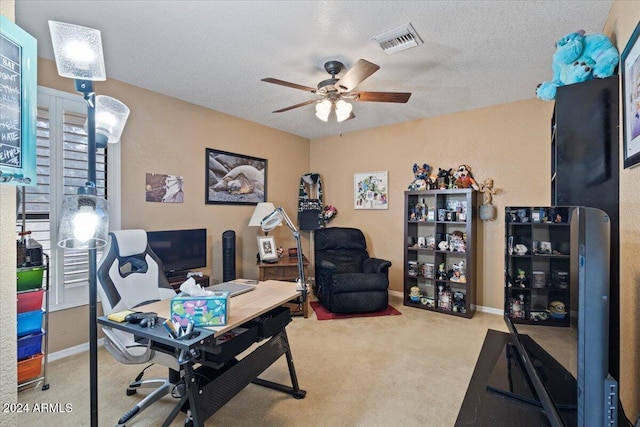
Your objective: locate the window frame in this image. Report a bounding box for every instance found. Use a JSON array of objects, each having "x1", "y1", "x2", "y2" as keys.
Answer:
[{"x1": 30, "y1": 86, "x2": 121, "y2": 311}]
